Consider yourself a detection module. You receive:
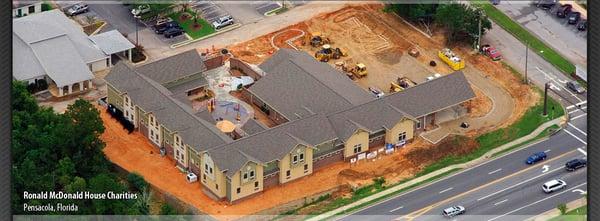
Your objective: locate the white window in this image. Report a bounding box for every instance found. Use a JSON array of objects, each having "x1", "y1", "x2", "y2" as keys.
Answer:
[
  {"x1": 353, "y1": 144, "x2": 362, "y2": 154},
  {"x1": 292, "y1": 155, "x2": 298, "y2": 164},
  {"x1": 299, "y1": 153, "x2": 304, "y2": 162},
  {"x1": 416, "y1": 121, "x2": 421, "y2": 129},
  {"x1": 249, "y1": 170, "x2": 255, "y2": 179}
]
